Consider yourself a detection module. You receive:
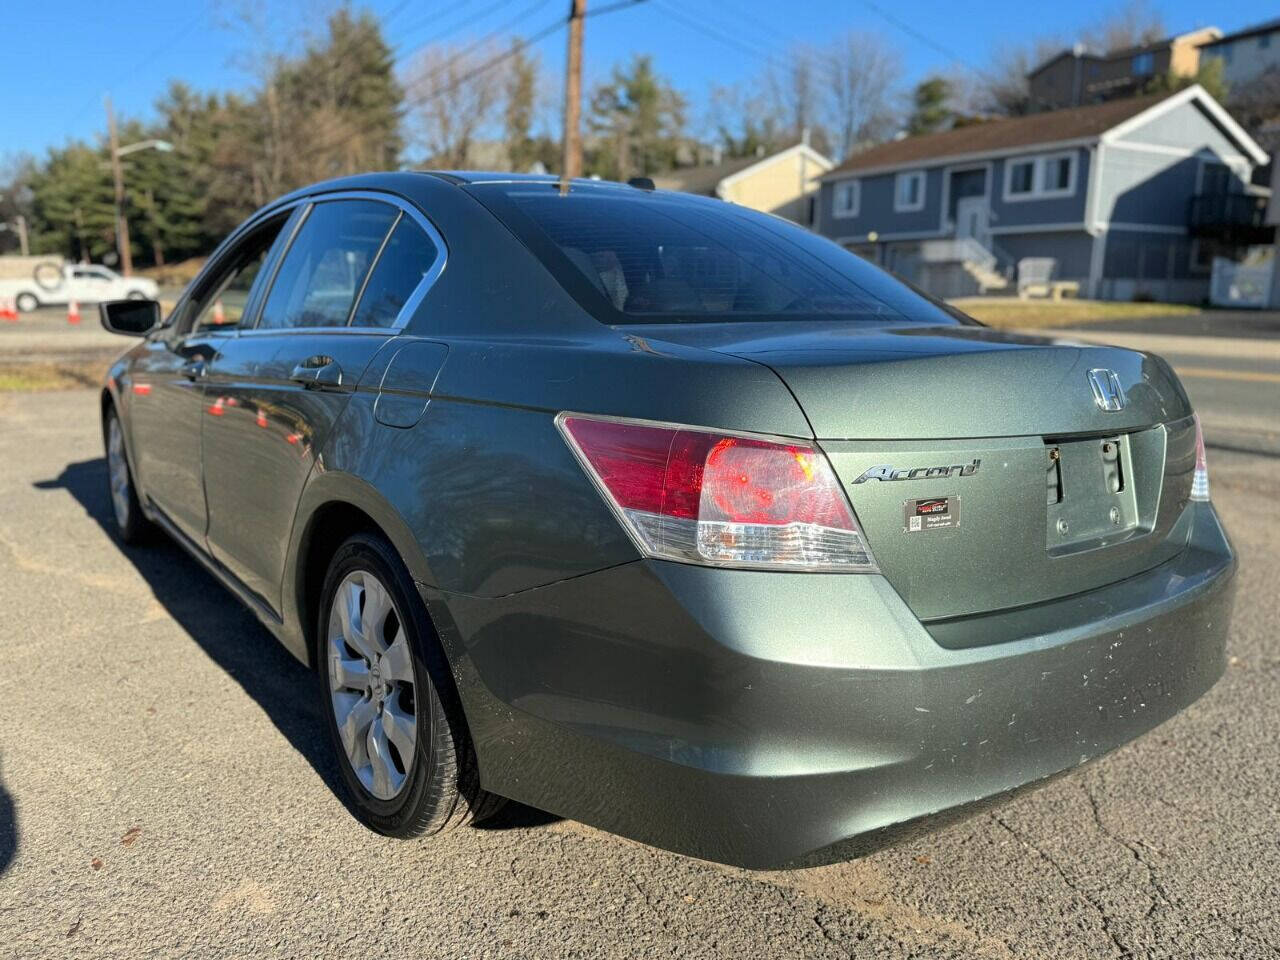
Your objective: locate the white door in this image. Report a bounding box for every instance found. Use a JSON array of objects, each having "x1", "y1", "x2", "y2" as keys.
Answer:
[{"x1": 955, "y1": 197, "x2": 990, "y2": 247}]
